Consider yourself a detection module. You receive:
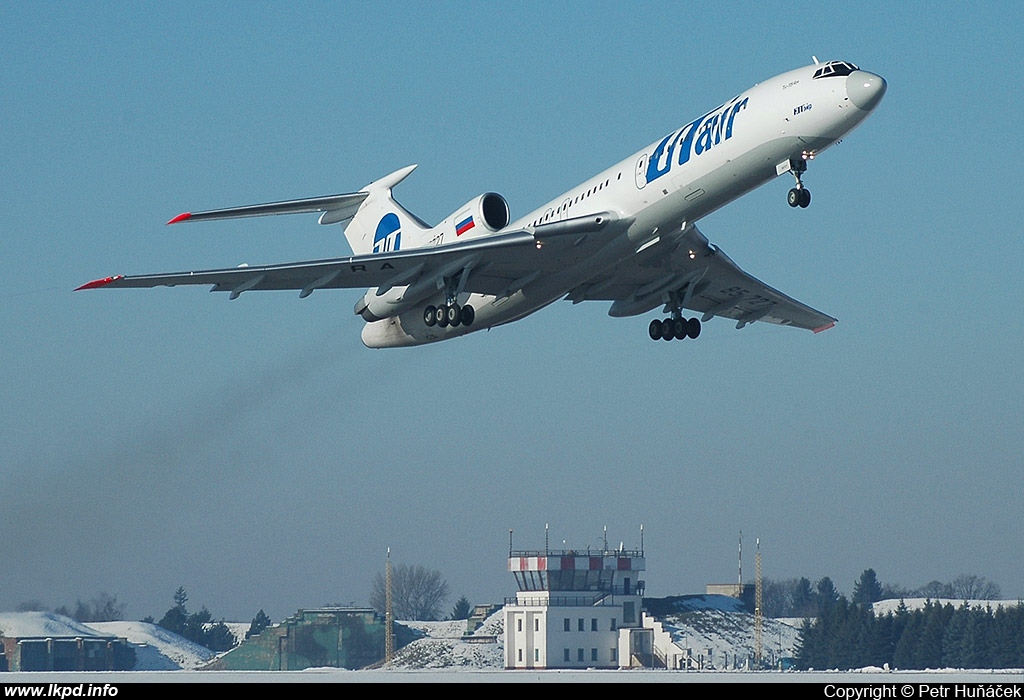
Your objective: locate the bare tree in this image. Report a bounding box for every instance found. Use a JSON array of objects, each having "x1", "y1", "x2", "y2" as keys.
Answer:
[
  {"x1": 915, "y1": 580, "x2": 953, "y2": 599},
  {"x1": 370, "y1": 563, "x2": 450, "y2": 620},
  {"x1": 949, "y1": 574, "x2": 1001, "y2": 600}
]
